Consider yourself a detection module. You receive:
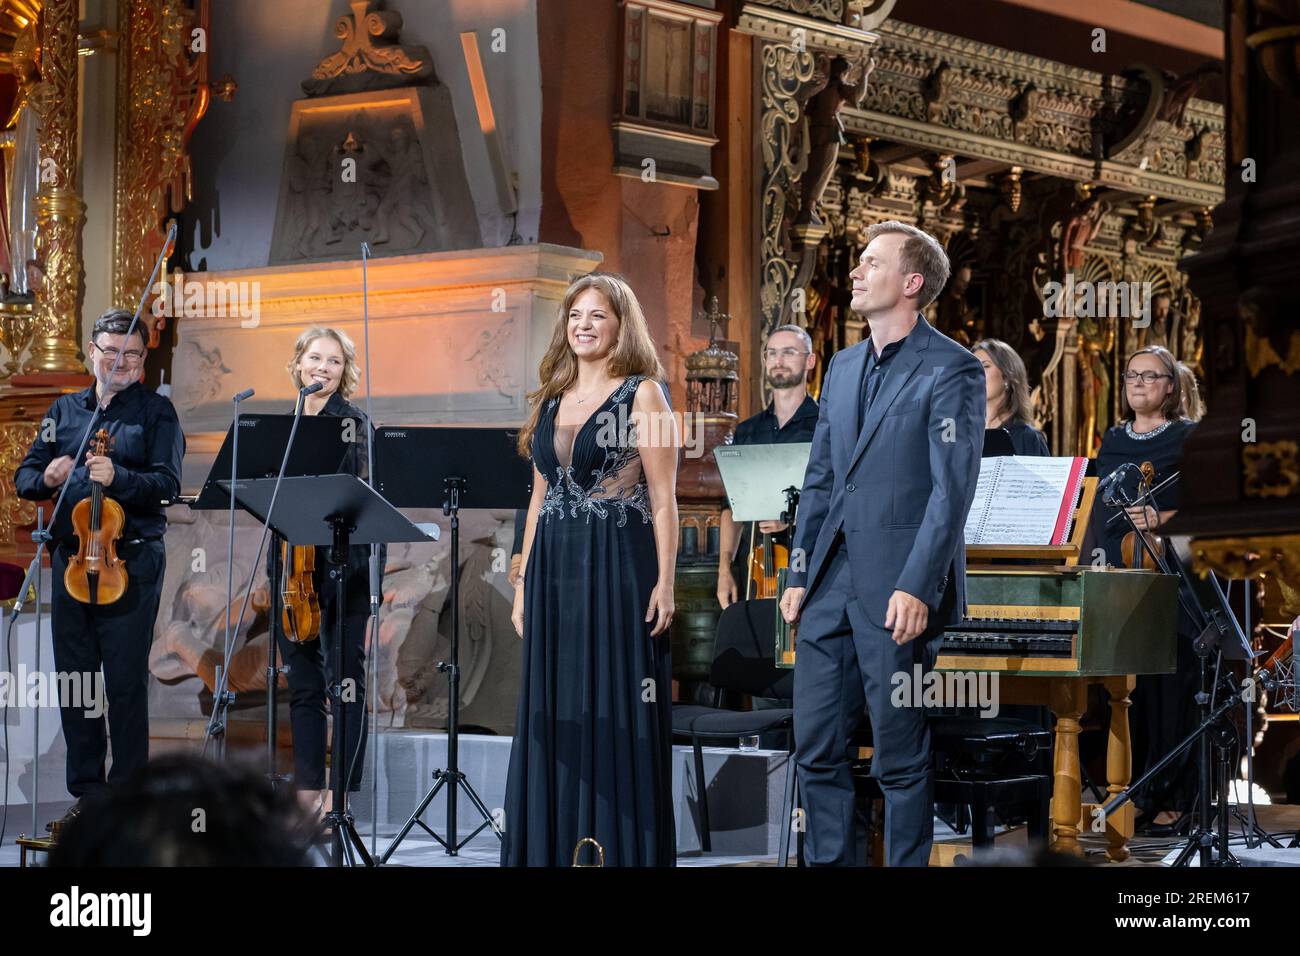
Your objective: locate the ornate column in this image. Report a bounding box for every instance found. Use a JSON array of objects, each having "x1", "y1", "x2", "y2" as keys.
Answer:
[
  {"x1": 26, "y1": 0, "x2": 86, "y2": 373},
  {"x1": 113, "y1": 0, "x2": 216, "y2": 345}
]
